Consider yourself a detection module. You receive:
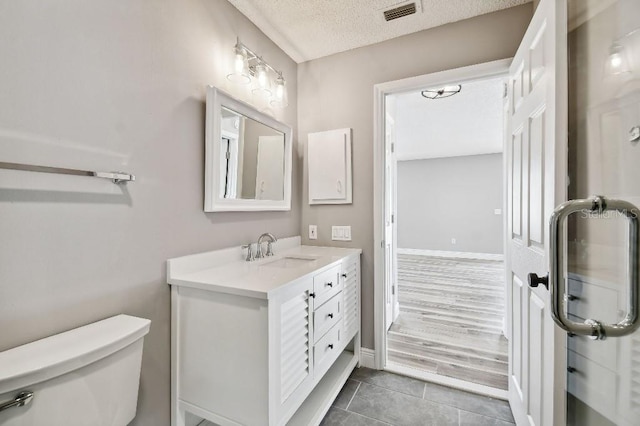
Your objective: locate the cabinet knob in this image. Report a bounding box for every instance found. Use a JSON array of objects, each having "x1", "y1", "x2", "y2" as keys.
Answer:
[
  {"x1": 309, "y1": 292, "x2": 315, "y2": 298},
  {"x1": 328, "y1": 313, "x2": 334, "y2": 318},
  {"x1": 327, "y1": 282, "x2": 333, "y2": 287},
  {"x1": 341, "y1": 273, "x2": 347, "y2": 278},
  {"x1": 567, "y1": 366, "x2": 577, "y2": 373},
  {"x1": 328, "y1": 344, "x2": 334, "y2": 350}
]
